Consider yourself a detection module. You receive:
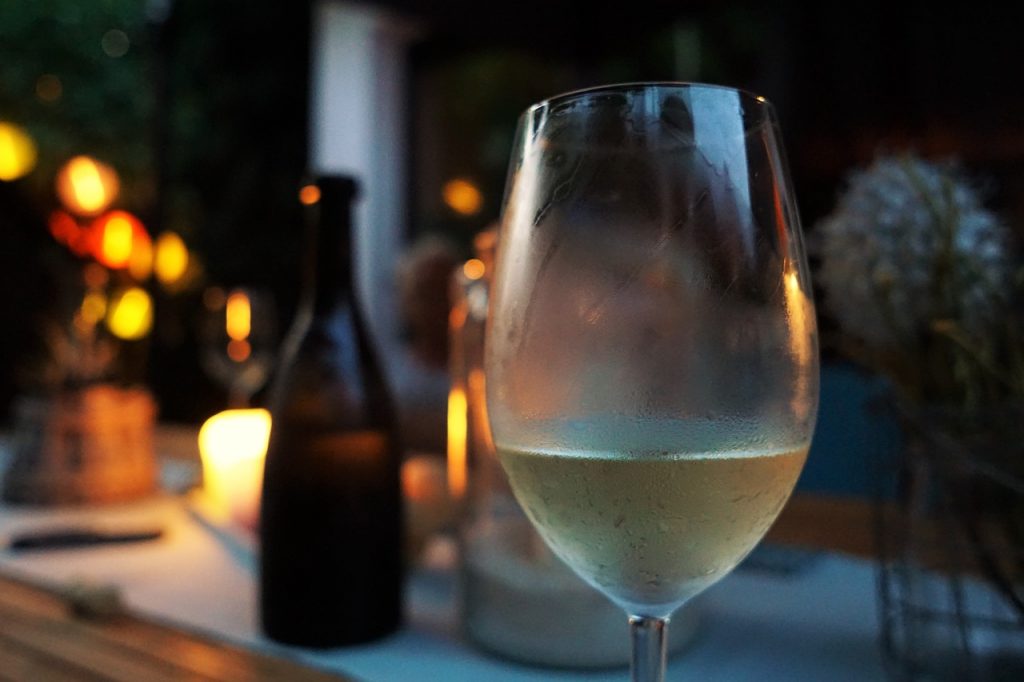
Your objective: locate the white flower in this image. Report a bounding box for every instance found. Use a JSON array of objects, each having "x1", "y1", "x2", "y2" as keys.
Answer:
[{"x1": 813, "y1": 154, "x2": 1011, "y2": 351}]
